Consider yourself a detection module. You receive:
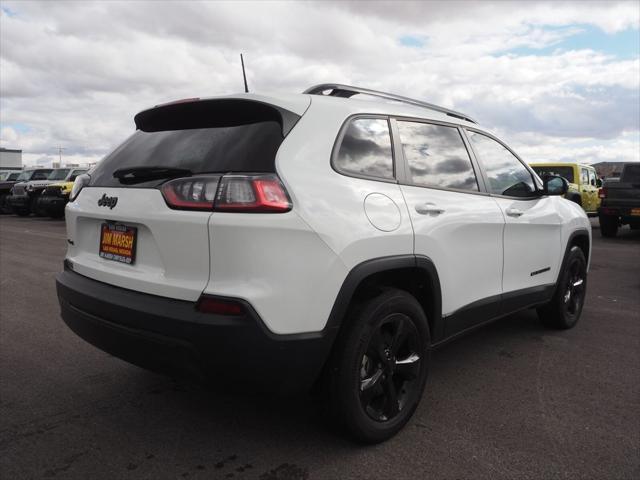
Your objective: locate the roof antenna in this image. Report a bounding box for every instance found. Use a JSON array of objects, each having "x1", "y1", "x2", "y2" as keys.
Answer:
[{"x1": 240, "y1": 53, "x2": 249, "y2": 93}]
